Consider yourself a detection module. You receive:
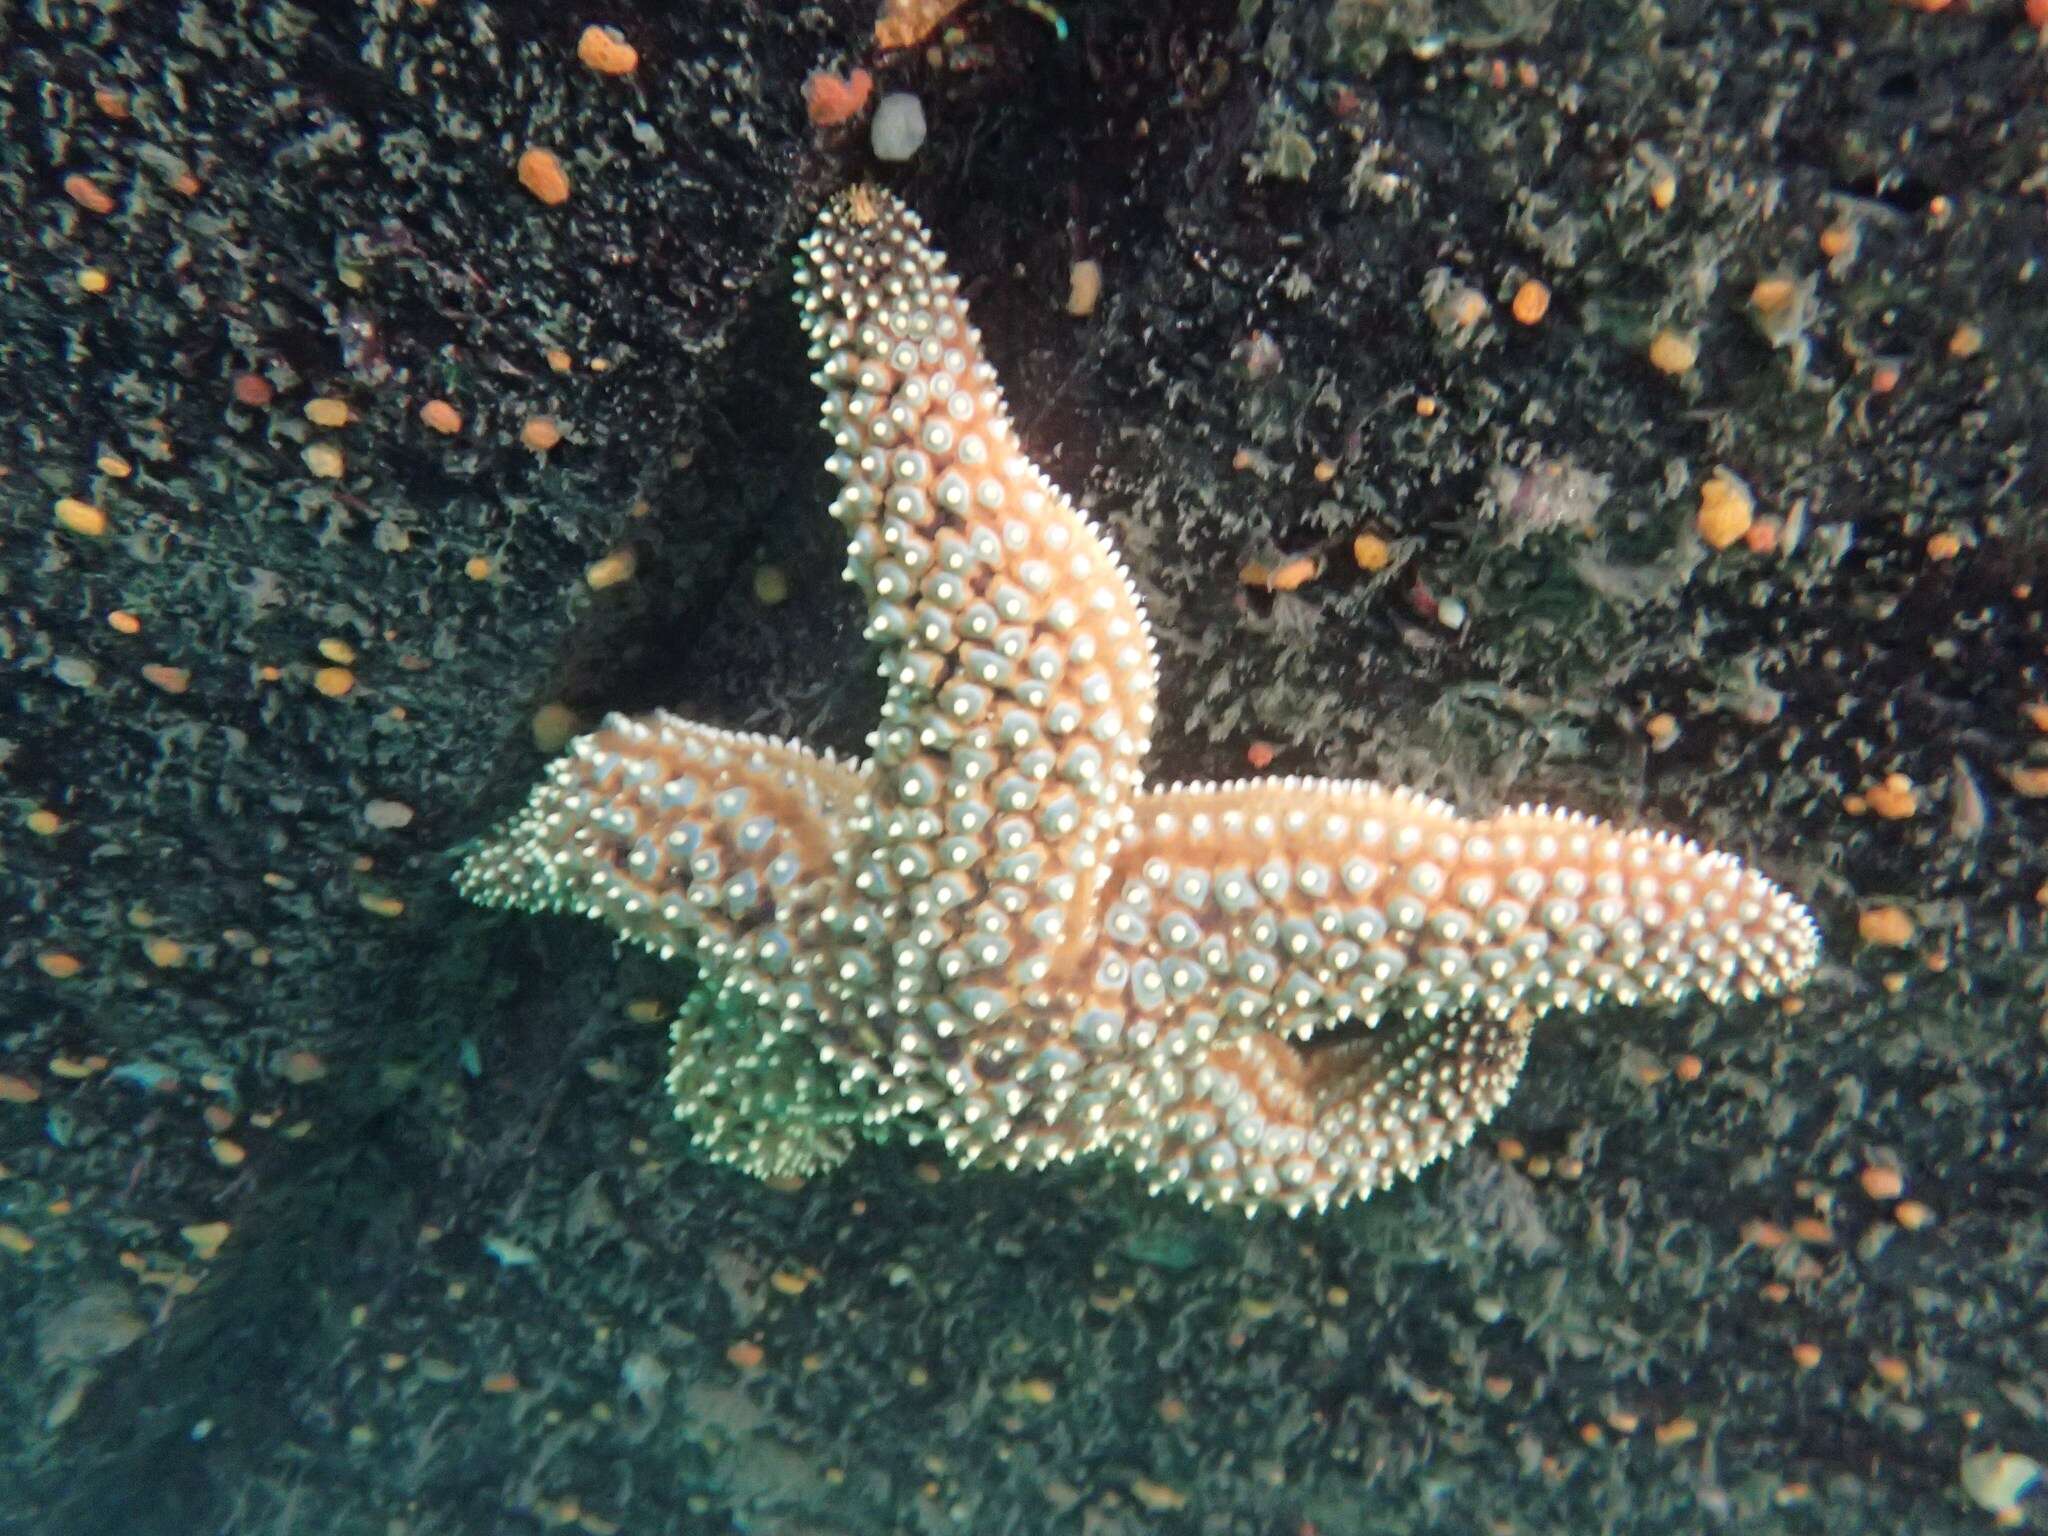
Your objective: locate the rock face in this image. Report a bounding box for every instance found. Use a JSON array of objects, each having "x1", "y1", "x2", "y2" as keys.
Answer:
[{"x1": 3, "y1": 0, "x2": 2044, "y2": 1532}]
